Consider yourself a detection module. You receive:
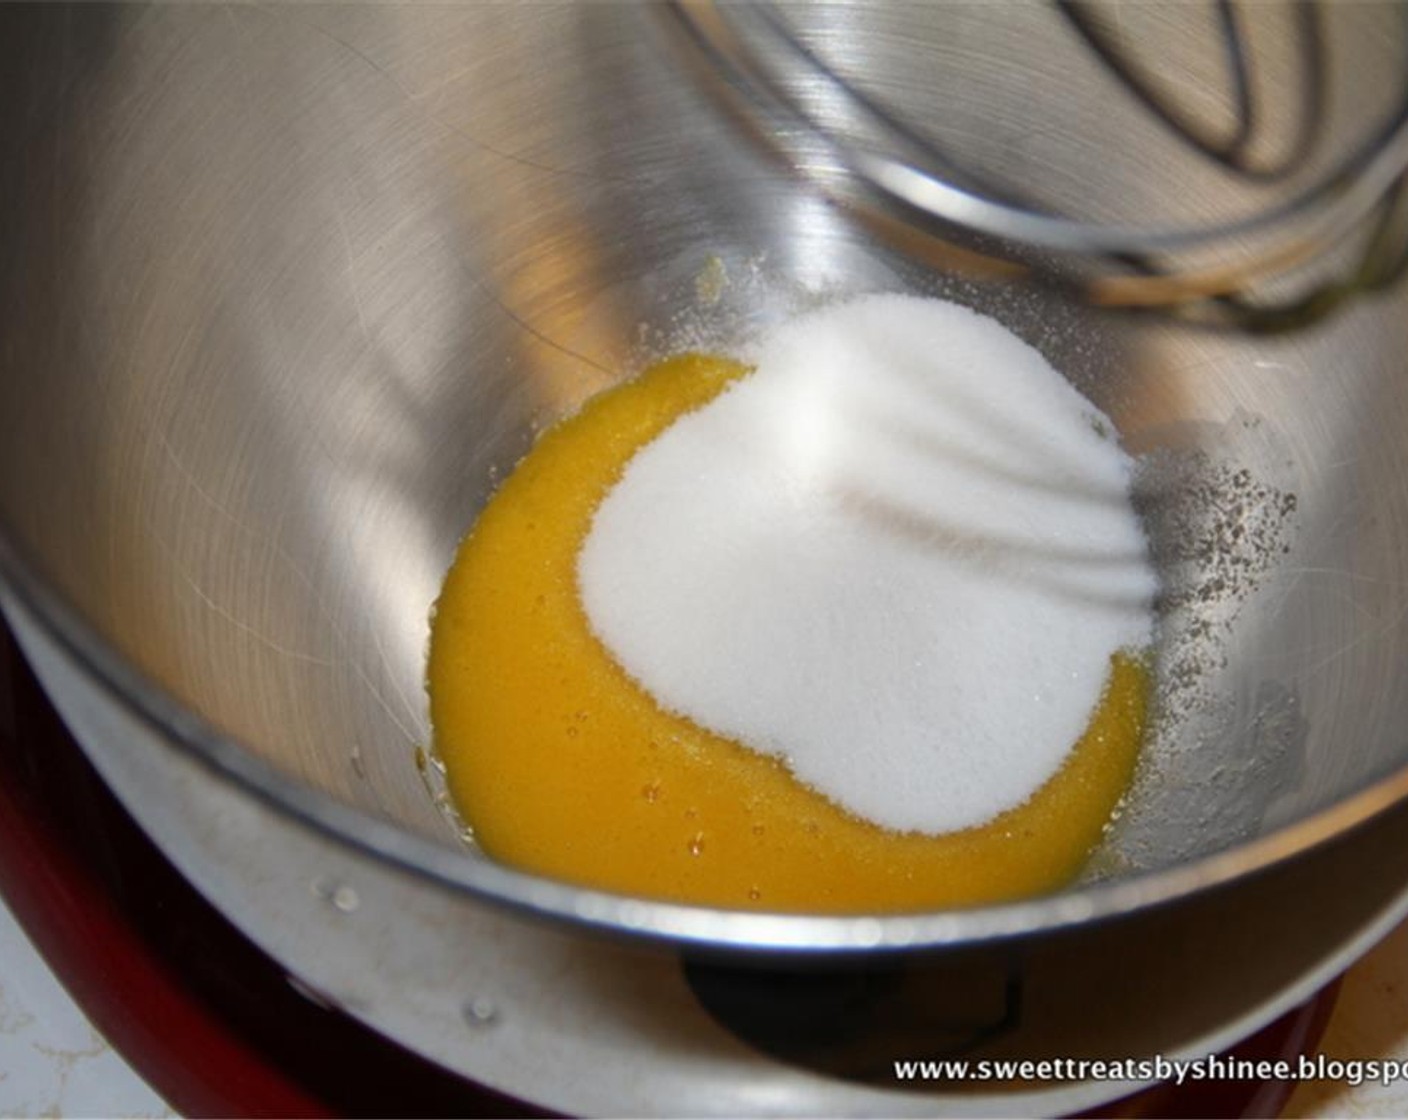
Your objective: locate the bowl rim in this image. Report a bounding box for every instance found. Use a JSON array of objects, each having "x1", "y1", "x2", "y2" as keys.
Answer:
[{"x1": 4, "y1": 520, "x2": 1408, "y2": 953}]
